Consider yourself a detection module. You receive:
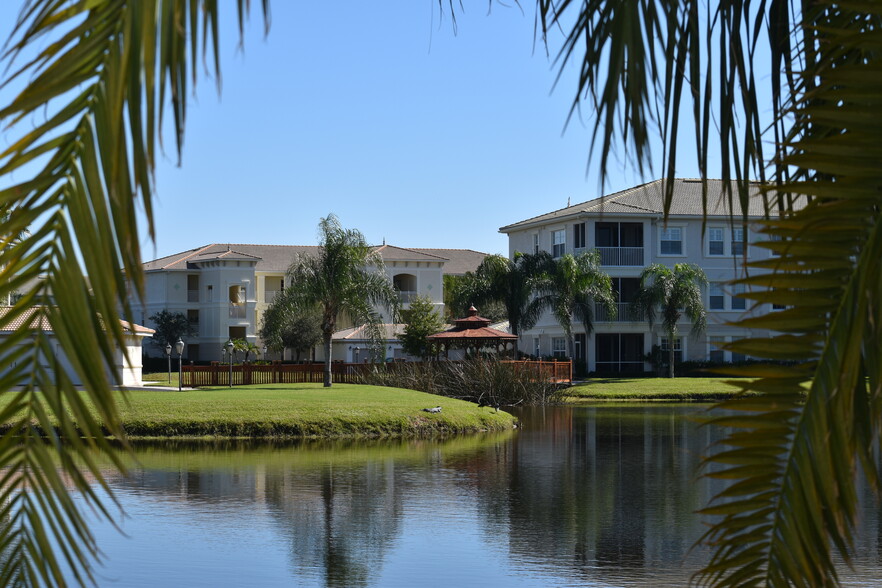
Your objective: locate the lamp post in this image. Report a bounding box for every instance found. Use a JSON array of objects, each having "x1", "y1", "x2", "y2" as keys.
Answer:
[
  {"x1": 226, "y1": 339, "x2": 234, "y2": 388},
  {"x1": 263, "y1": 345, "x2": 268, "y2": 362},
  {"x1": 354, "y1": 346, "x2": 360, "y2": 363},
  {"x1": 175, "y1": 338, "x2": 185, "y2": 391},
  {"x1": 165, "y1": 343, "x2": 172, "y2": 384}
]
